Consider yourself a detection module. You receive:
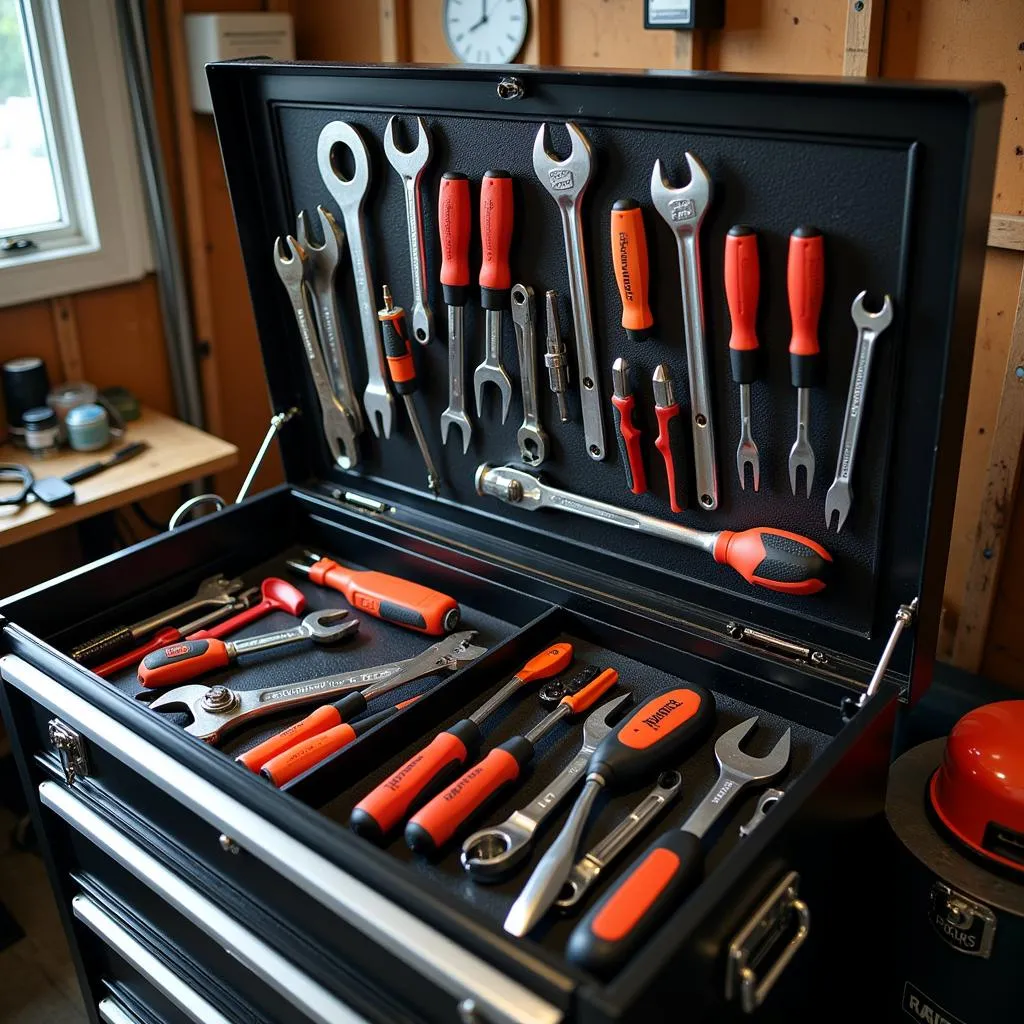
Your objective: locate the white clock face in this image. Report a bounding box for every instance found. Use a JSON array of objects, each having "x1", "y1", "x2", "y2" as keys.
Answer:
[{"x1": 444, "y1": 0, "x2": 529, "y2": 65}]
